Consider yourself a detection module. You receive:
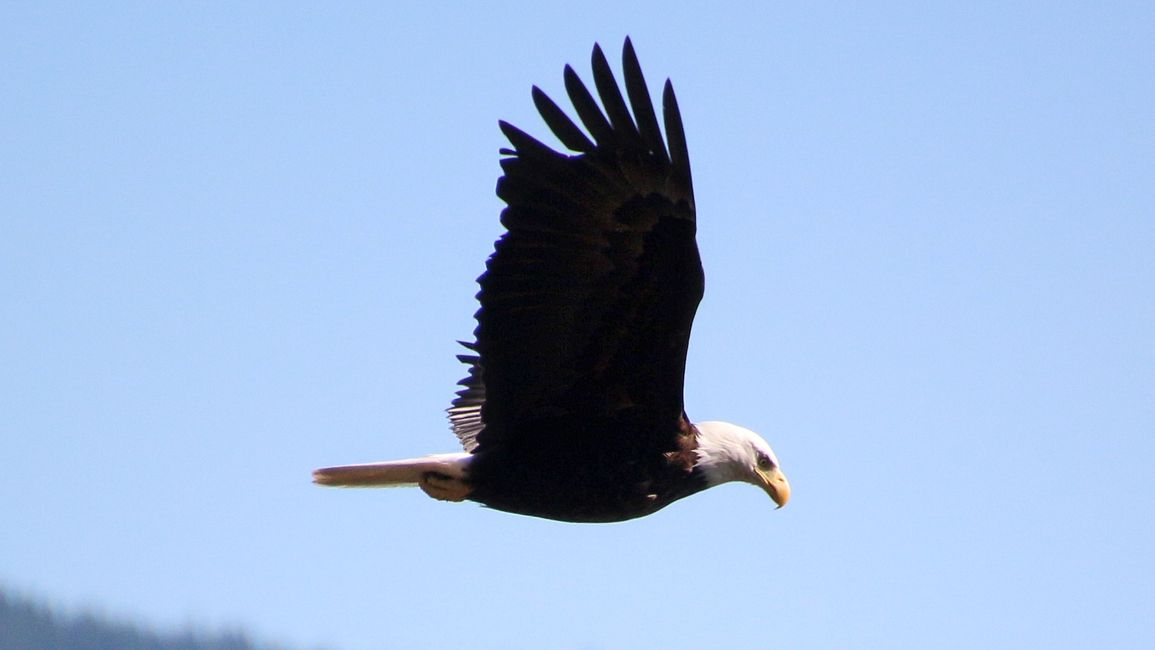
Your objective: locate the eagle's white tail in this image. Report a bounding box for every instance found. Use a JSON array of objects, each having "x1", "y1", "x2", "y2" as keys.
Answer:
[{"x1": 312, "y1": 453, "x2": 471, "y2": 488}]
